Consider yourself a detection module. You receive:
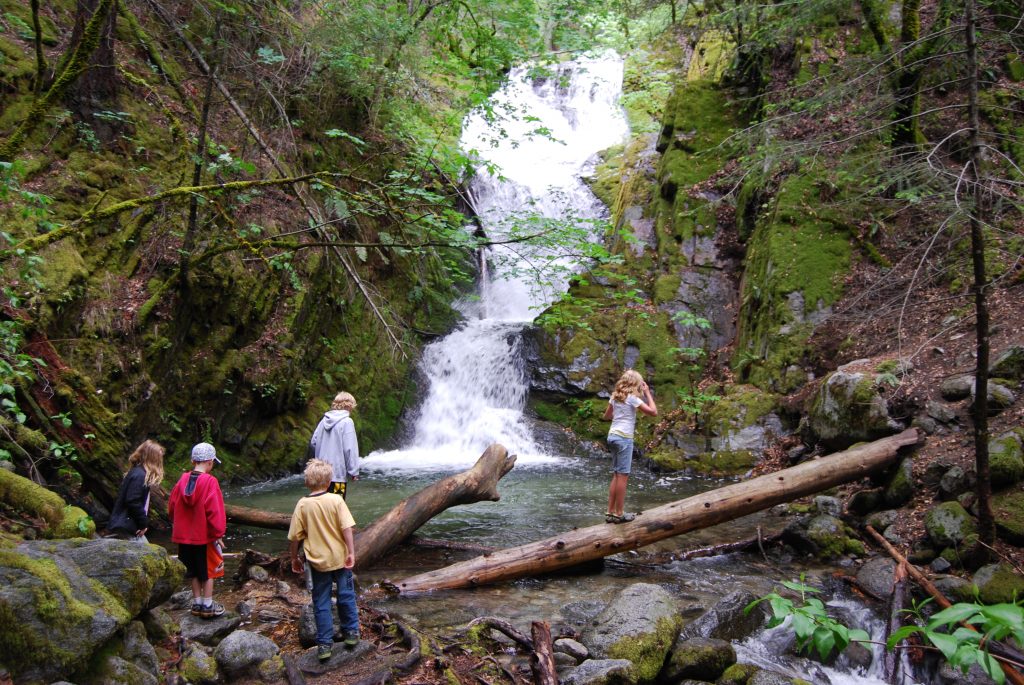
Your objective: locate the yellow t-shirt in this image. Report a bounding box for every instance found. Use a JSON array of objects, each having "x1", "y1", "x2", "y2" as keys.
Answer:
[{"x1": 287, "y1": 492, "x2": 356, "y2": 572}]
